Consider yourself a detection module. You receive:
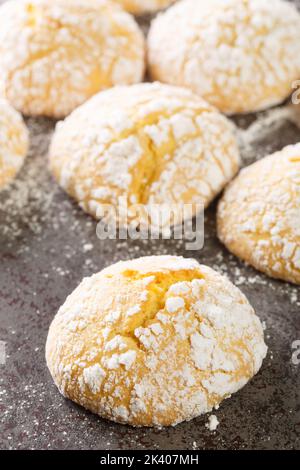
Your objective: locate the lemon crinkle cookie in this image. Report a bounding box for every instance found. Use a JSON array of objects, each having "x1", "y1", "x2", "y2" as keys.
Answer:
[
  {"x1": 49, "y1": 82, "x2": 240, "y2": 225},
  {"x1": 46, "y1": 255, "x2": 267, "y2": 427},
  {"x1": 0, "y1": 99, "x2": 29, "y2": 190},
  {"x1": 218, "y1": 144, "x2": 300, "y2": 285},
  {"x1": 0, "y1": 0, "x2": 145, "y2": 118},
  {"x1": 114, "y1": 0, "x2": 175, "y2": 15},
  {"x1": 148, "y1": 0, "x2": 300, "y2": 114}
]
